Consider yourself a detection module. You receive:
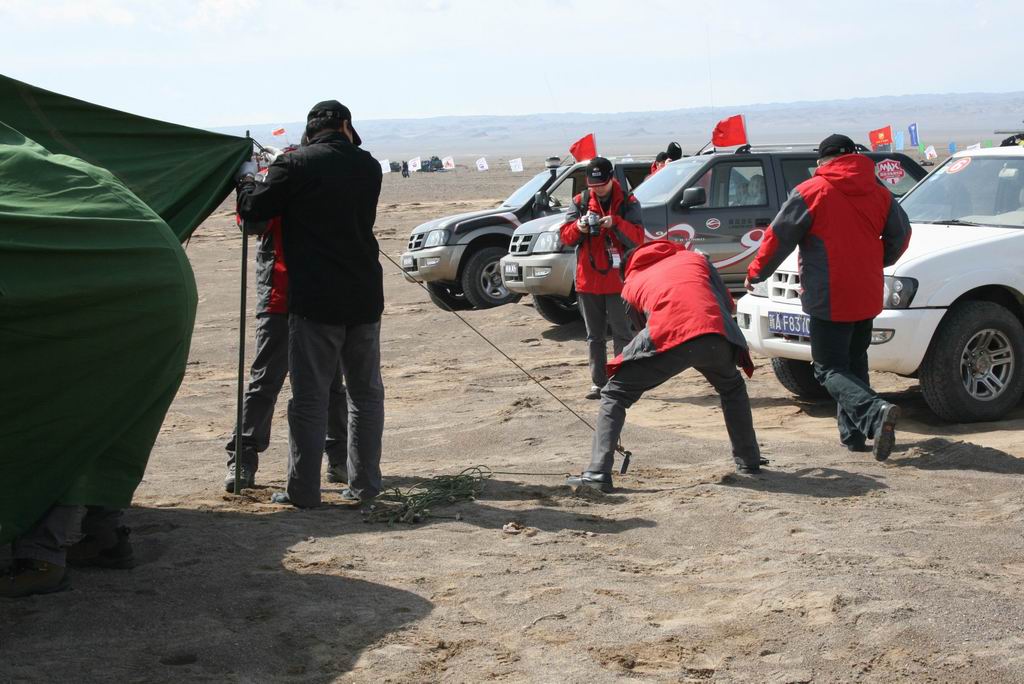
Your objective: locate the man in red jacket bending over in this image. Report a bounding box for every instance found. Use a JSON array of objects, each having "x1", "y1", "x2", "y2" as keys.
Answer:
[
  {"x1": 746, "y1": 134, "x2": 911, "y2": 461},
  {"x1": 567, "y1": 240, "x2": 763, "y2": 493},
  {"x1": 559, "y1": 157, "x2": 646, "y2": 399}
]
